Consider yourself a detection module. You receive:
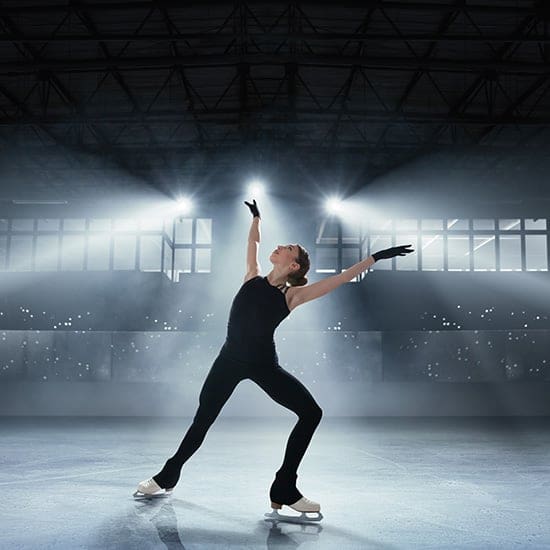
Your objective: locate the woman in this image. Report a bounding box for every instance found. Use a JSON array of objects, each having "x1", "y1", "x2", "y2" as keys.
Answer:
[{"x1": 134, "y1": 200, "x2": 414, "y2": 516}]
